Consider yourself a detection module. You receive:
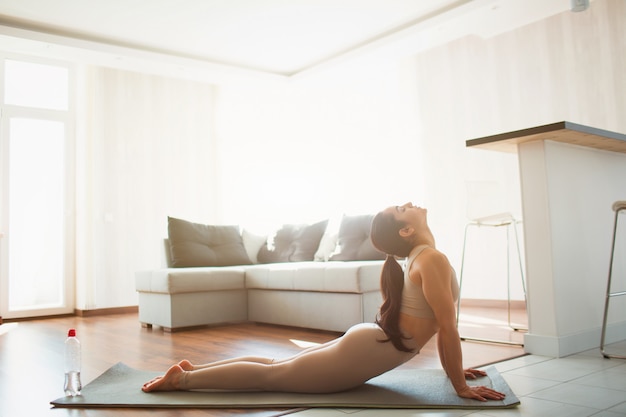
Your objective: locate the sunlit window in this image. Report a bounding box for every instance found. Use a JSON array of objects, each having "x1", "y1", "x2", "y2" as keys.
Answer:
[
  {"x1": 8, "y1": 118, "x2": 65, "y2": 310},
  {"x1": 1, "y1": 57, "x2": 72, "y2": 316},
  {"x1": 4, "y1": 59, "x2": 69, "y2": 110}
]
